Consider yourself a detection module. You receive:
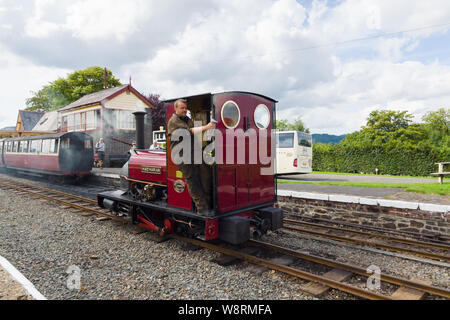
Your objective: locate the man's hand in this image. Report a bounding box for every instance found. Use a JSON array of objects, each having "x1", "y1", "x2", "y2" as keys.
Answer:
[{"x1": 205, "y1": 122, "x2": 216, "y2": 131}]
